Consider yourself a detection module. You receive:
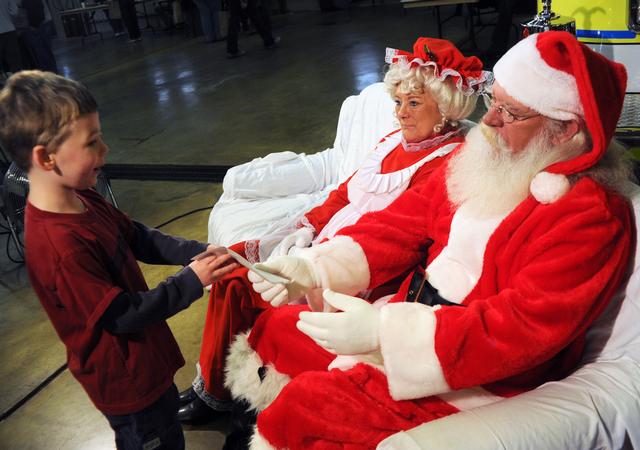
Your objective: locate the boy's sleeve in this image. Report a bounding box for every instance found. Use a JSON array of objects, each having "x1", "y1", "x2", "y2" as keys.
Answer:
[
  {"x1": 99, "y1": 267, "x2": 203, "y2": 334},
  {"x1": 129, "y1": 221, "x2": 207, "y2": 266}
]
